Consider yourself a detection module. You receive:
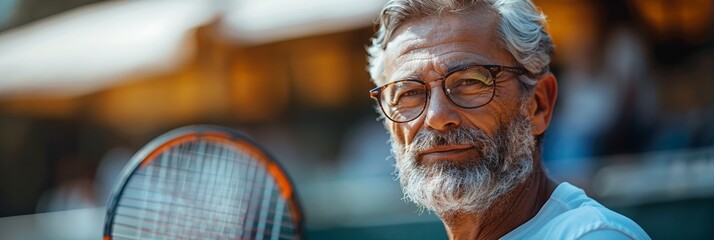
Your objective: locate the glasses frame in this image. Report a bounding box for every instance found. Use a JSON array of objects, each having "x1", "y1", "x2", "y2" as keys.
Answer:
[{"x1": 369, "y1": 64, "x2": 527, "y2": 123}]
